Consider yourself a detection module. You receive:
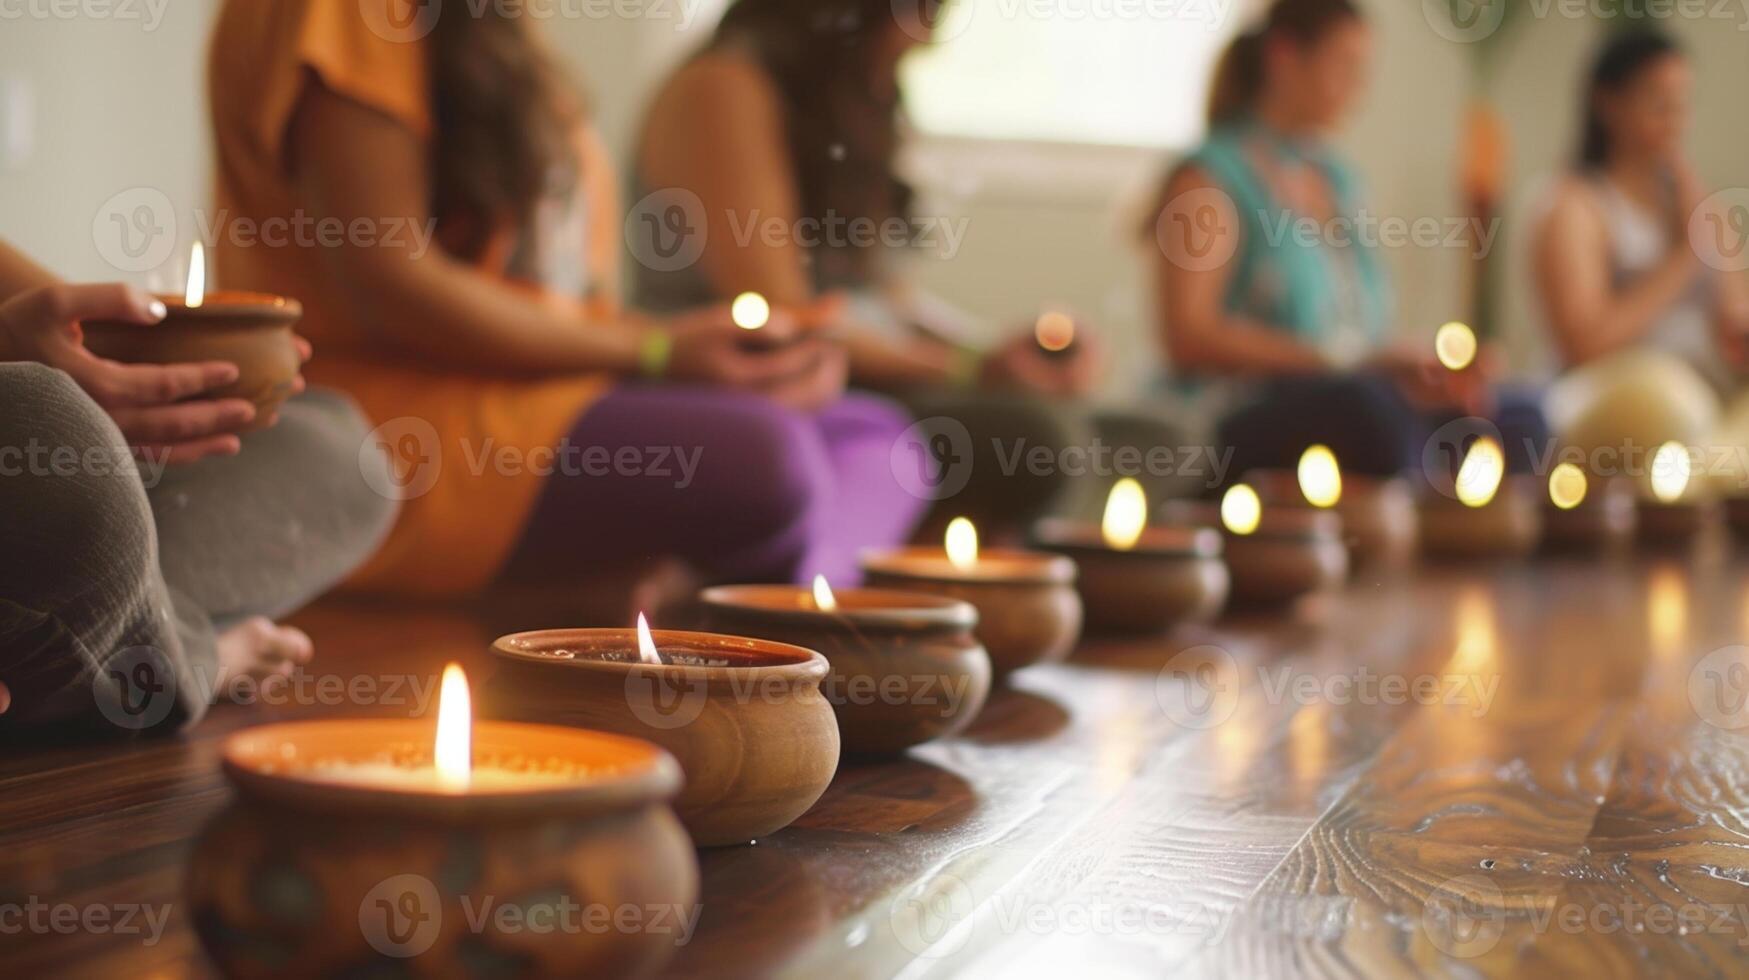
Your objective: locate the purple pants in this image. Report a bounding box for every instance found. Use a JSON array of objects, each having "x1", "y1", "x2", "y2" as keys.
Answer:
[{"x1": 501, "y1": 387, "x2": 925, "y2": 586}]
